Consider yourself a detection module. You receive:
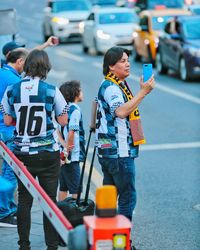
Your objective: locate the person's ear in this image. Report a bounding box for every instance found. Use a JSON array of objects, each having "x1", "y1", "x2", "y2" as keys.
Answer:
[{"x1": 109, "y1": 65, "x2": 114, "y2": 71}]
